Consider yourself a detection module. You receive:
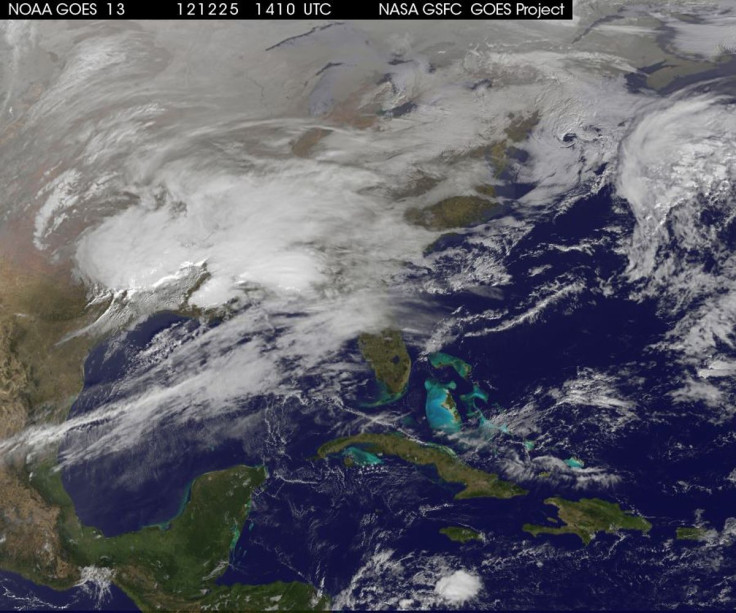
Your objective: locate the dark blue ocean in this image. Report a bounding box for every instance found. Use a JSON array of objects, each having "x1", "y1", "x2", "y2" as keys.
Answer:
[
  {"x1": 0, "y1": 570, "x2": 137, "y2": 611},
  {"x1": 4, "y1": 185, "x2": 735, "y2": 610}
]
